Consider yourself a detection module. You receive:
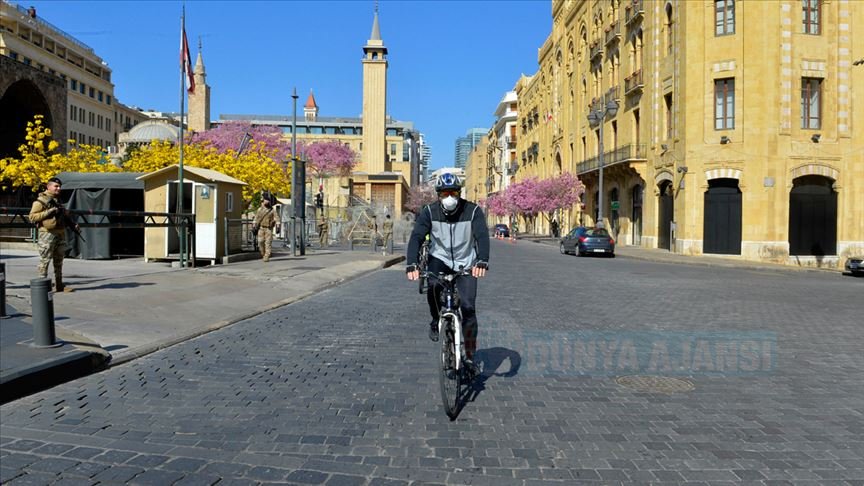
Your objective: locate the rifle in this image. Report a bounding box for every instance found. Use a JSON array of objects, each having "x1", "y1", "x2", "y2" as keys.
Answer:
[{"x1": 43, "y1": 198, "x2": 86, "y2": 243}]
